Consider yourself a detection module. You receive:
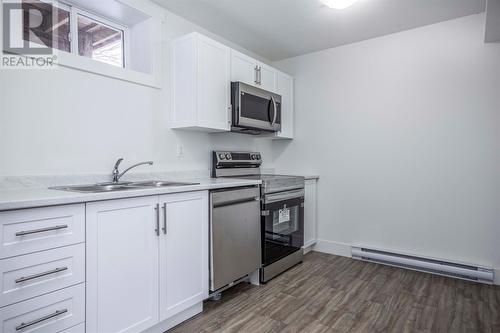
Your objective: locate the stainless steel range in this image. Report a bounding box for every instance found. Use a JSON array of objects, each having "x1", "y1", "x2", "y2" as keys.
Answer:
[{"x1": 212, "y1": 151, "x2": 305, "y2": 283}]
